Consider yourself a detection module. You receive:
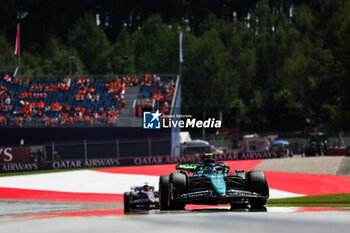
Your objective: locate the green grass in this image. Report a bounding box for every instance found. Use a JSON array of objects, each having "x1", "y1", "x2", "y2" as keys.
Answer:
[
  {"x1": 0, "y1": 167, "x2": 113, "y2": 177},
  {"x1": 267, "y1": 193, "x2": 350, "y2": 207}
]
